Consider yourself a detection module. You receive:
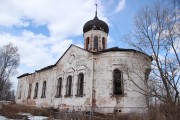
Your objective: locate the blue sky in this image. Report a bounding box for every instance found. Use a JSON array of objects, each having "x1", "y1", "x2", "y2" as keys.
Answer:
[{"x1": 0, "y1": 0, "x2": 158, "y2": 90}]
